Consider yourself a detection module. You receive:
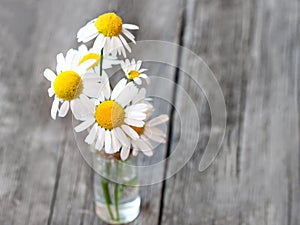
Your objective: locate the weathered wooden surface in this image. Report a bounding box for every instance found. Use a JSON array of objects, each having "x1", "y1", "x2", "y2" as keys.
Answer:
[
  {"x1": 161, "y1": 0, "x2": 300, "y2": 225},
  {"x1": 0, "y1": 0, "x2": 299, "y2": 225}
]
